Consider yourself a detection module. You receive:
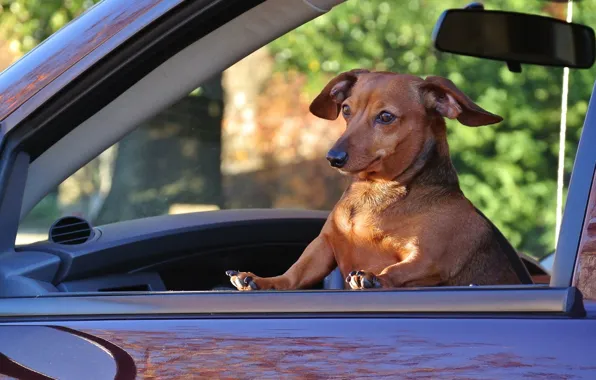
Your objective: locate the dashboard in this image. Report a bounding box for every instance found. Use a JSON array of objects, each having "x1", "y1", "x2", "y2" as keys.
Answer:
[
  {"x1": 3, "y1": 209, "x2": 327, "y2": 297},
  {"x1": 0, "y1": 209, "x2": 549, "y2": 297}
]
